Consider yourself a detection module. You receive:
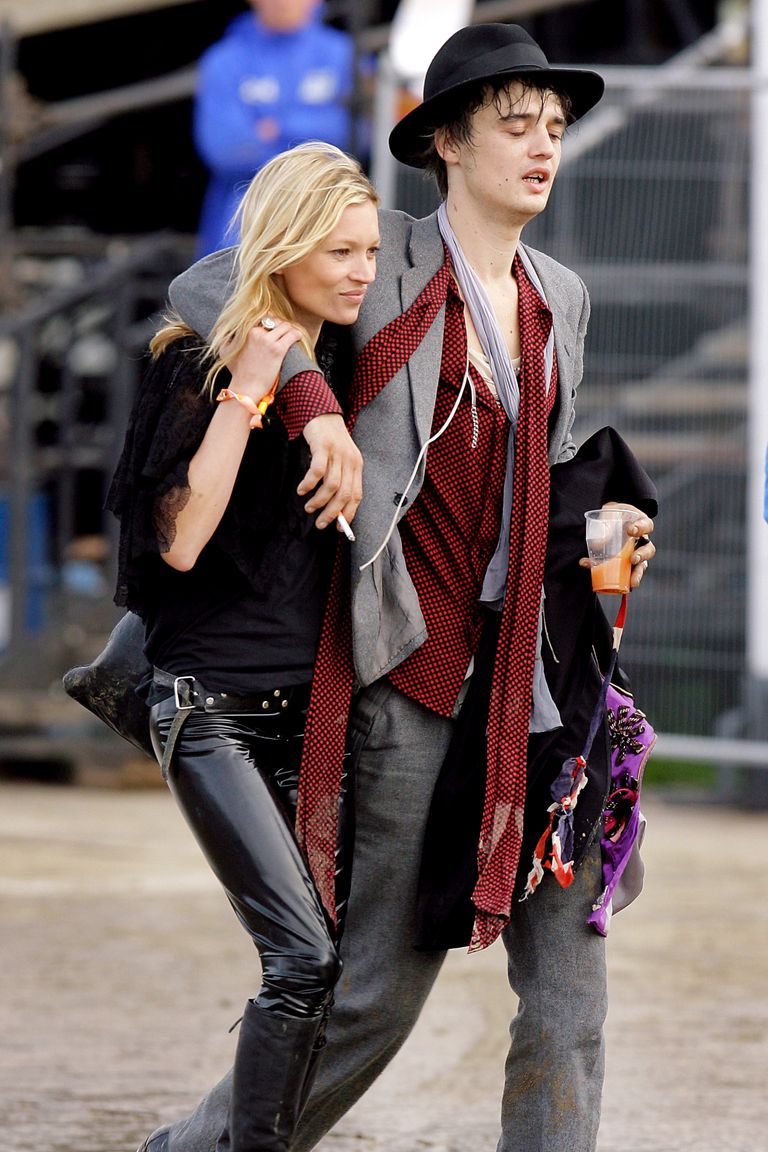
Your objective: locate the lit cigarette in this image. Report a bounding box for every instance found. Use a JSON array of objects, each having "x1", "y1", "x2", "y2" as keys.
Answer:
[{"x1": 337, "y1": 514, "x2": 355, "y2": 542}]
